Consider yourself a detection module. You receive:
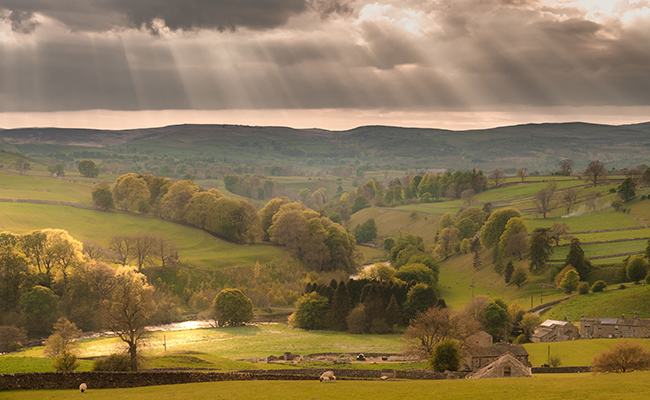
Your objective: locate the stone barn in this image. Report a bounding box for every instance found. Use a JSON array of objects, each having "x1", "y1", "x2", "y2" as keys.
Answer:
[{"x1": 466, "y1": 352, "x2": 531, "y2": 379}]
